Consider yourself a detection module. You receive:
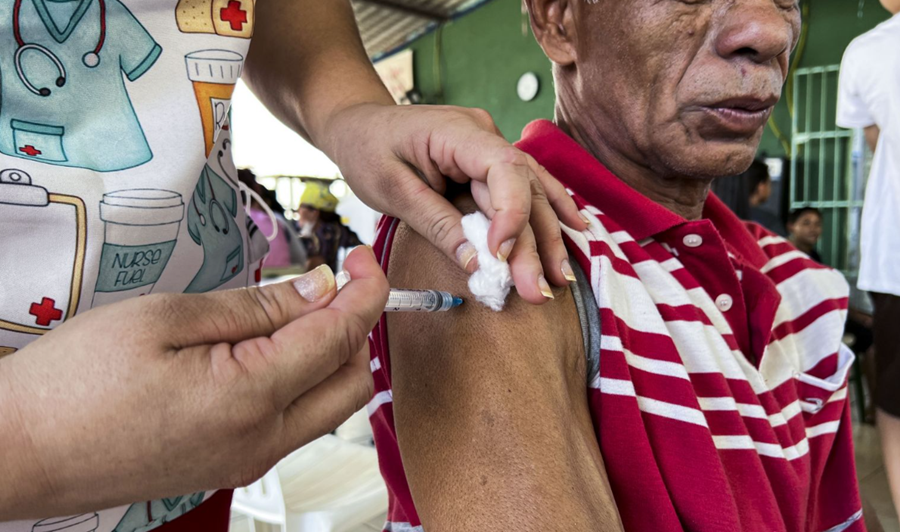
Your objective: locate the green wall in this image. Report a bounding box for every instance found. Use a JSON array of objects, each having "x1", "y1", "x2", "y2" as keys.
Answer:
[
  {"x1": 406, "y1": 0, "x2": 892, "y2": 151},
  {"x1": 409, "y1": 0, "x2": 554, "y2": 139}
]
